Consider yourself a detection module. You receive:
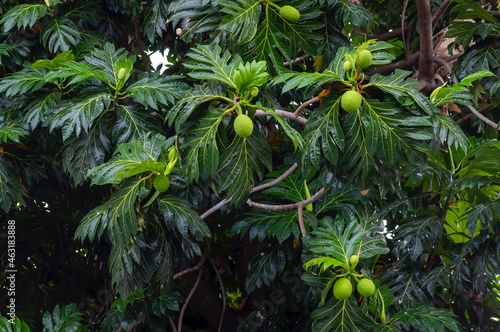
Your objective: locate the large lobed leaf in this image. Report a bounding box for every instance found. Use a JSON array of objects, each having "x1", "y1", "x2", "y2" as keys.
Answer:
[
  {"x1": 217, "y1": 0, "x2": 261, "y2": 46},
  {"x1": 159, "y1": 195, "x2": 211, "y2": 240},
  {"x1": 0, "y1": 4, "x2": 47, "y2": 33},
  {"x1": 48, "y1": 93, "x2": 111, "y2": 141},
  {"x1": 89, "y1": 134, "x2": 169, "y2": 185},
  {"x1": 127, "y1": 75, "x2": 188, "y2": 110},
  {"x1": 245, "y1": 244, "x2": 288, "y2": 293},
  {"x1": 0, "y1": 157, "x2": 26, "y2": 212},
  {"x1": 218, "y1": 131, "x2": 273, "y2": 206},
  {"x1": 184, "y1": 44, "x2": 242, "y2": 89},
  {"x1": 311, "y1": 297, "x2": 375, "y2": 332},
  {"x1": 181, "y1": 108, "x2": 225, "y2": 182},
  {"x1": 40, "y1": 17, "x2": 81, "y2": 53},
  {"x1": 42, "y1": 303, "x2": 88, "y2": 332}
]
